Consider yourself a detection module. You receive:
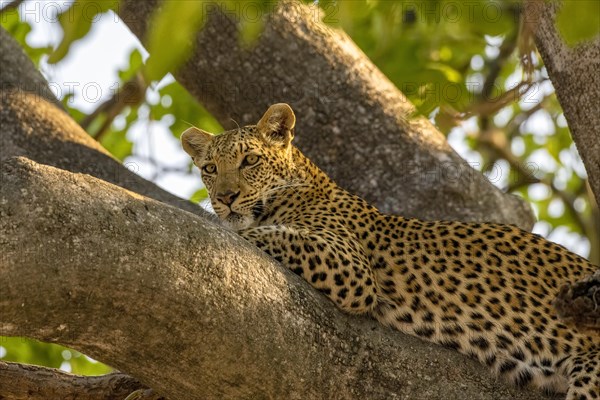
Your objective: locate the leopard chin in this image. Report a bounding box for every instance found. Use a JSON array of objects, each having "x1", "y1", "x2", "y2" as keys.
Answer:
[{"x1": 220, "y1": 212, "x2": 255, "y2": 232}]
